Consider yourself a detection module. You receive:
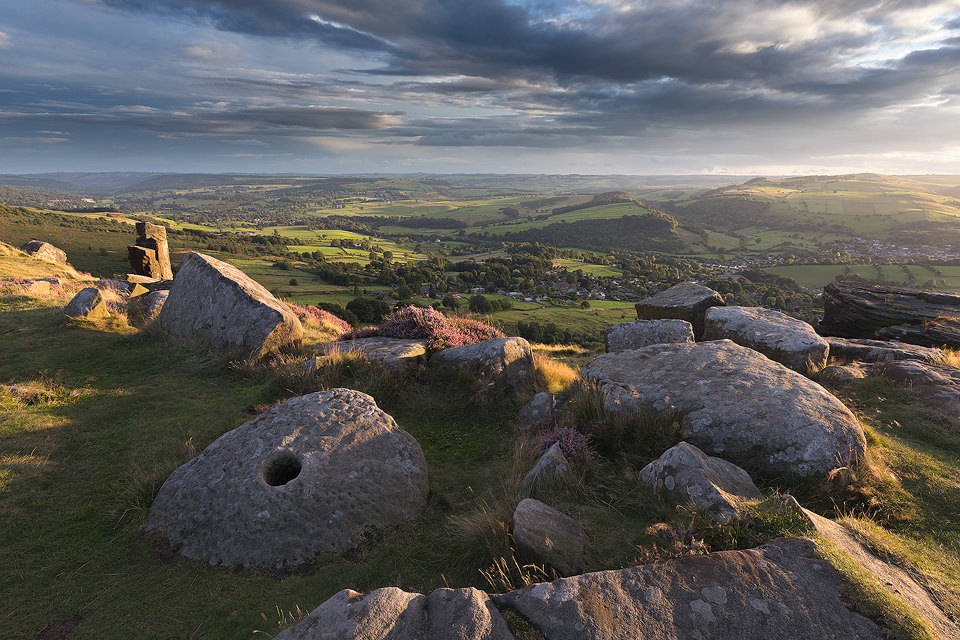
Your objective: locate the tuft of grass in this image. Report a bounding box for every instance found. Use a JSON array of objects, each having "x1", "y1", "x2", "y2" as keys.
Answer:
[
  {"x1": 253, "y1": 604, "x2": 310, "y2": 638},
  {"x1": 532, "y1": 353, "x2": 578, "y2": 394},
  {"x1": 814, "y1": 535, "x2": 940, "y2": 640},
  {"x1": 939, "y1": 346, "x2": 960, "y2": 368},
  {"x1": 562, "y1": 380, "x2": 681, "y2": 459}
]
